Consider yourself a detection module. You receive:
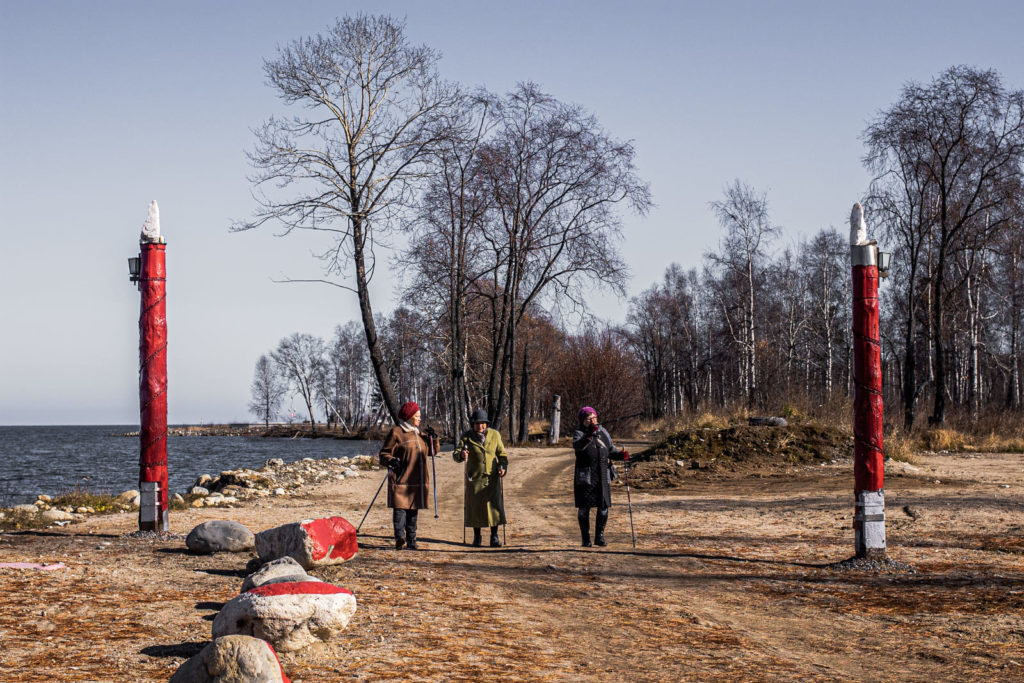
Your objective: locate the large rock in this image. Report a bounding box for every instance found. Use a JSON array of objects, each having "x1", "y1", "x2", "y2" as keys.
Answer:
[
  {"x1": 187, "y1": 520, "x2": 255, "y2": 554},
  {"x1": 212, "y1": 581, "x2": 357, "y2": 652},
  {"x1": 241, "y1": 557, "x2": 318, "y2": 593},
  {"x1": 41, "y1": 509, "x2": 75, "y2": 523},
  {"x1": 169, "y1": 634, "x2": 290, "y2": 683},
  {"x1": 254, "y1": 516, "x2": 357, "y2": 570}
]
